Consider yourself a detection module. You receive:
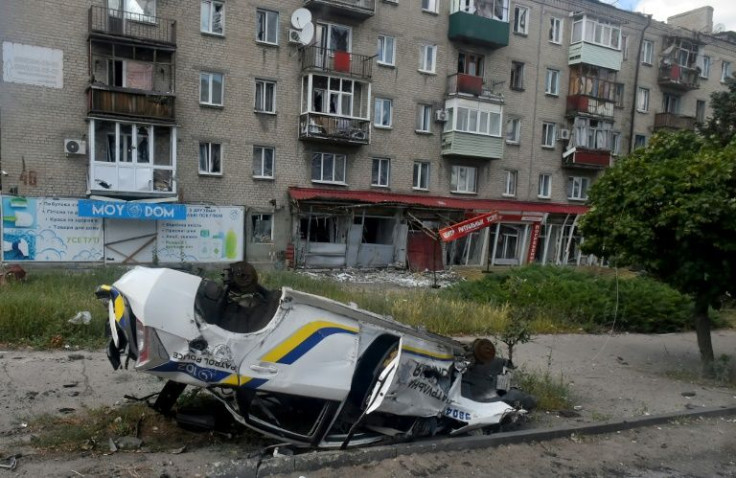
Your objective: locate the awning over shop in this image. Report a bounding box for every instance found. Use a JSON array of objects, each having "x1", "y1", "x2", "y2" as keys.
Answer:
[{"x1": 288, "y1": 187, "x2": 589, "y2": 215}]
